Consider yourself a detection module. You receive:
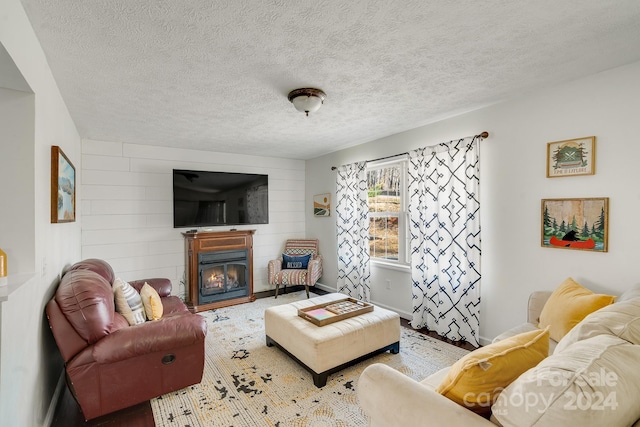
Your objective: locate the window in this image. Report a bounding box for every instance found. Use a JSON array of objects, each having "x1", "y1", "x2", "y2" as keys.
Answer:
[{"x1": 367, "y1": 160, "x2": 408, "y2": 265}]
